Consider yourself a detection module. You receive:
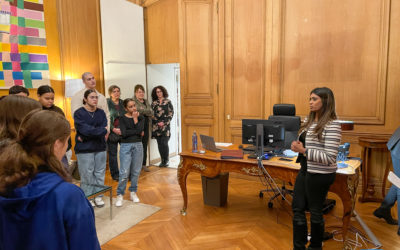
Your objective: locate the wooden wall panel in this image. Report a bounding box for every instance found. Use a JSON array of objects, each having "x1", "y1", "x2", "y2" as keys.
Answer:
[
  {"x1": 57, "y1": 0, "x2": 104, "y2": 95},
  {"x1": 280, "y1": 0, "x2": 390, "y2": 125},
  {"x1": 185, "y1": 3, "x2": 212, "y2": 95},
  {"x1": 231, "y1": 0, "x2": 265, "y2": 118},
  {"x1": 179, "y1": 0, "x2": 218, "y2": 150},
  {"x1": 223, "y1": 0, "x2": 266, "y2": 141},
  {"x1": 145, "y1": 0, "x2": 179, "y2": 64}
]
